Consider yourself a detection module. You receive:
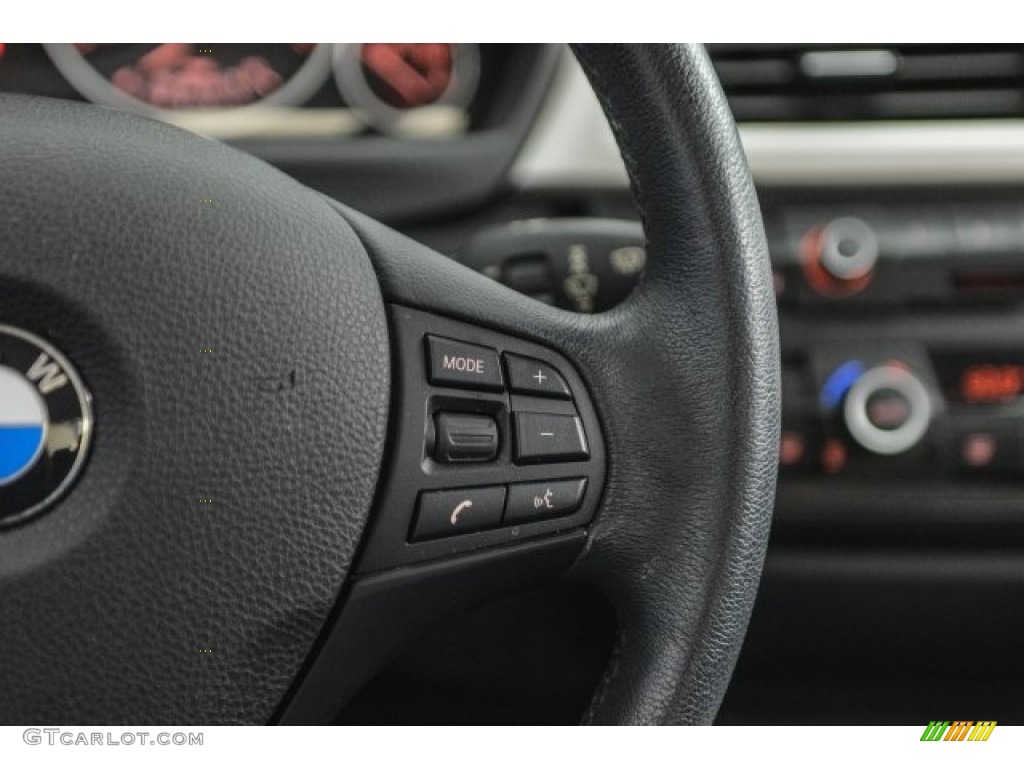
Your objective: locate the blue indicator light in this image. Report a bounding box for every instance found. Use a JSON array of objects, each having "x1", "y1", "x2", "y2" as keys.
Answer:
[{"x1": 820, "y1": 360, "x2": 865, "y2": 410}]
